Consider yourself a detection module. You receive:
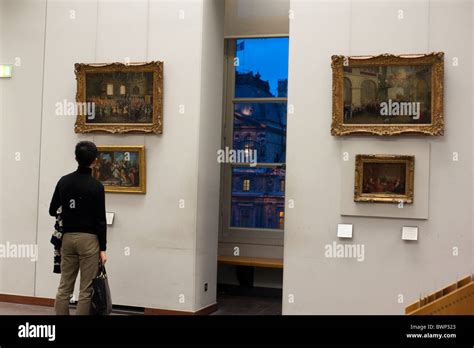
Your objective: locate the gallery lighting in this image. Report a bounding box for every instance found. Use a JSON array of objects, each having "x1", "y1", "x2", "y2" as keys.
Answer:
[{"x1": 0, "y1": 65, "x2": 12, "y2": 78}]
